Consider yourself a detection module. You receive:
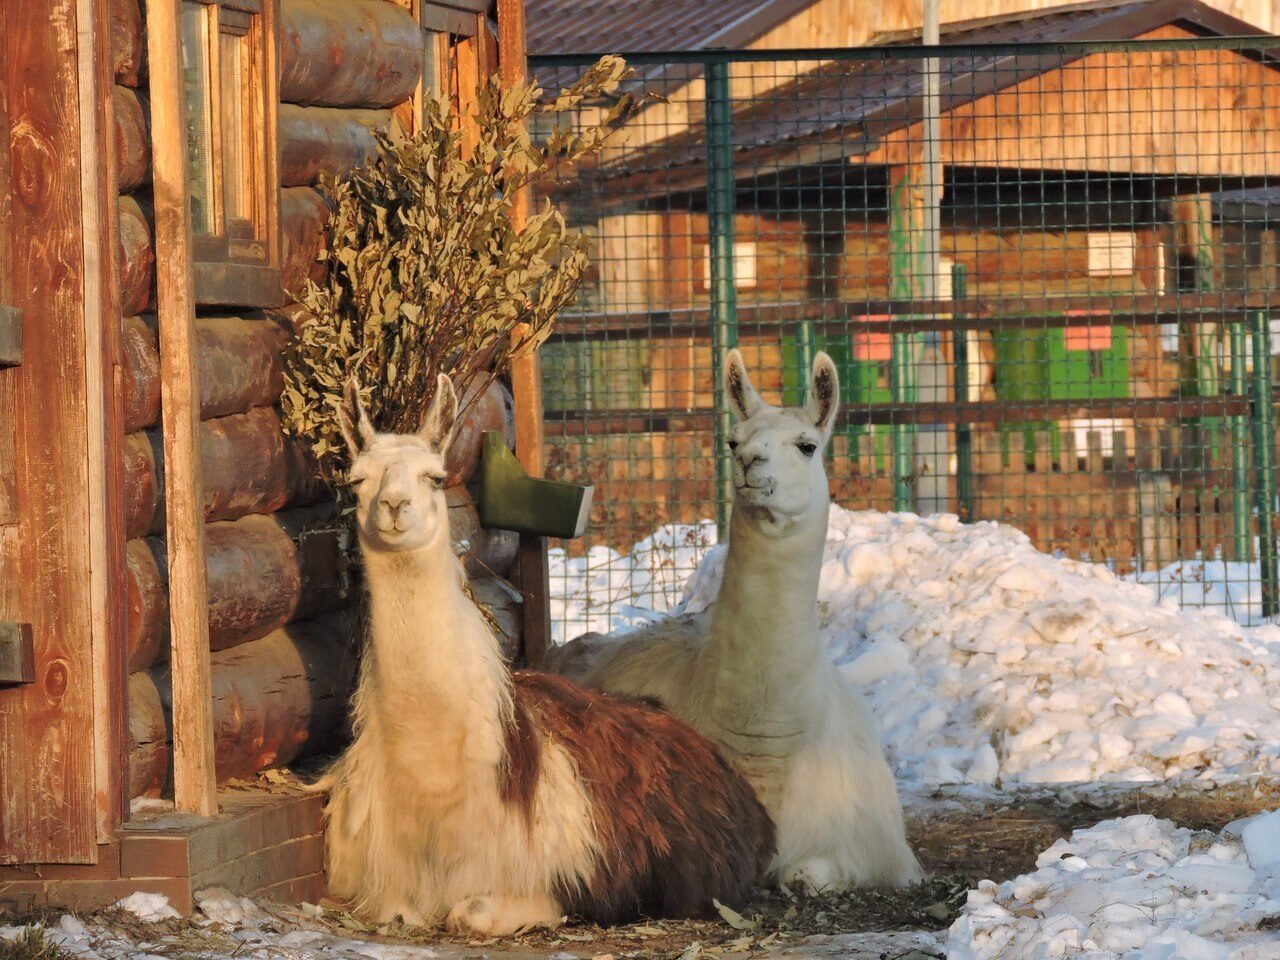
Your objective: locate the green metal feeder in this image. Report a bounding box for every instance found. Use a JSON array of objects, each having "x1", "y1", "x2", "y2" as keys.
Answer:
[{"x1": 478, "y1": 431, "x2": 593, "y2": 539}]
